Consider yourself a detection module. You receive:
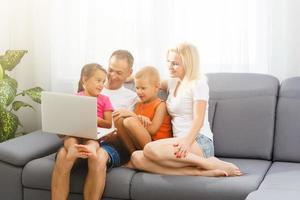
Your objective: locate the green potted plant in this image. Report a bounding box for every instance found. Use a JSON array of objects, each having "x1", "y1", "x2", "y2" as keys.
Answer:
[{"x1": 0, "y1": 50, "x2": 43, "y2": 142}]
